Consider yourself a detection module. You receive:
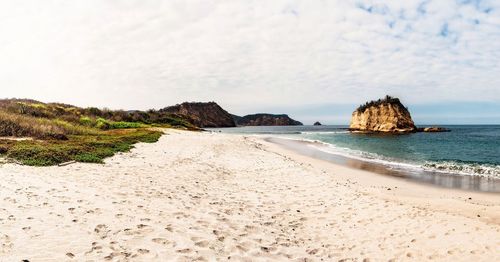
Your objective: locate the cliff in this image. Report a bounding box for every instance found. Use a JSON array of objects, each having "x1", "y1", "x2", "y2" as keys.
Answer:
[
  {"x1": 160, "y1": 102, "x2": 236, "y2": 128},
  {"x1": 234, "y1": 114, "x2": 303, "y2": 126},
  {"x1": 349, "y1": 96, "x2": 416, "y2": 133}
]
